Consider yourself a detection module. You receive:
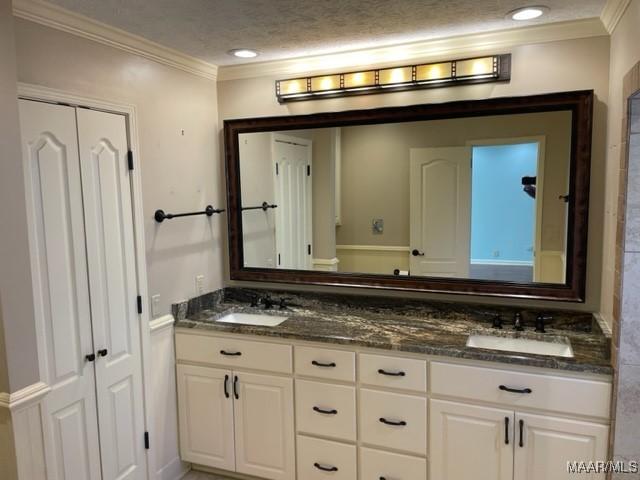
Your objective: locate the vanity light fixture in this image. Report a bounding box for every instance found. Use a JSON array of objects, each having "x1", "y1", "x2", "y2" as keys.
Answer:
[
  {"x1": 275, "y1": 54, "x2": 511, "y2": 103},
  {"x1": 228, "y1": 48, "x2": 259, "y2": 58},
  {"x1": 508, "y1": 6, "x2": 549, "y2": 21}
]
